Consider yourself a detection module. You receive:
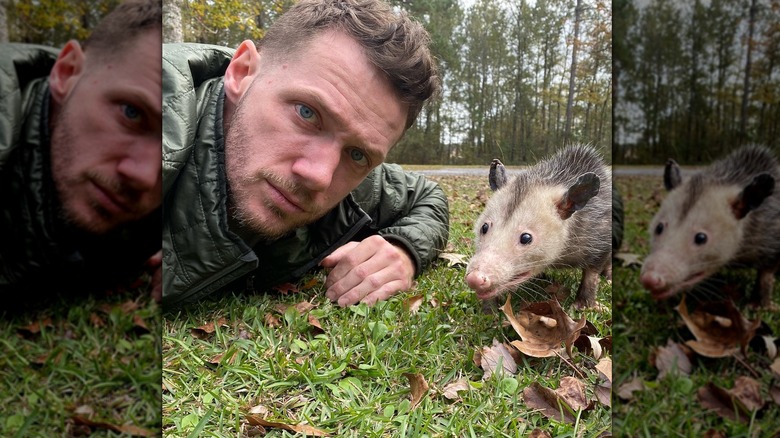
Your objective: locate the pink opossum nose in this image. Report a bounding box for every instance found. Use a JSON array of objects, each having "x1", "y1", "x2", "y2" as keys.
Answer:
[
  {"x1": 465, "y1": 271, "x2": 491, "y2": 292},
  {"x1": 640, "y1": 271, "x2": 665, "y2": 291}
]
